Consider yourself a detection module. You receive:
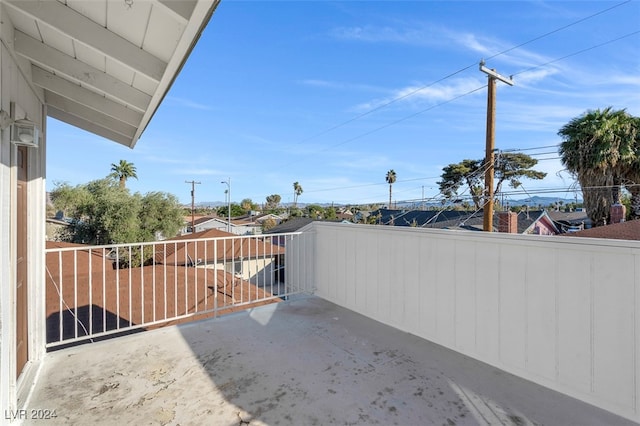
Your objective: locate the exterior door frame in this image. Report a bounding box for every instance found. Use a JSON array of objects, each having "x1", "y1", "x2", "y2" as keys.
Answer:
[{"x1": 16, "y1": 145, "x2": 28, "y2": 379}]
